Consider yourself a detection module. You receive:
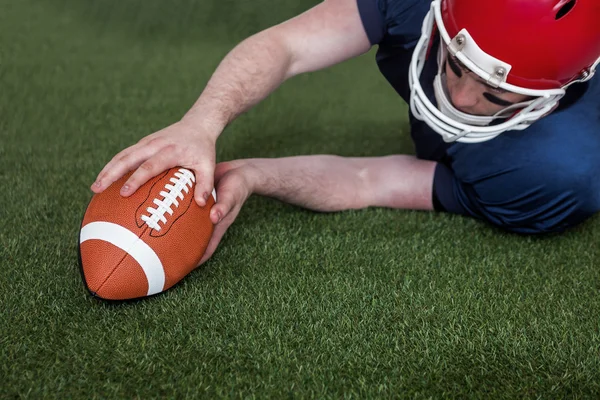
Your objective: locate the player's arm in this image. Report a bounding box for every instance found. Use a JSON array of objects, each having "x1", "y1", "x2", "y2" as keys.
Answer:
[
  {"x1": 93, "y1": 0, "x2": 372, "y2": 203},
  {"x1": 183, "y1": 0, "x2": 372, "y2": 127},
  {"x1": 200, "y1": 155, "x2": 436, "y2": 263},
  {"x1": 224, "y1": 155, "x2": 437, "y2": 214}
]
